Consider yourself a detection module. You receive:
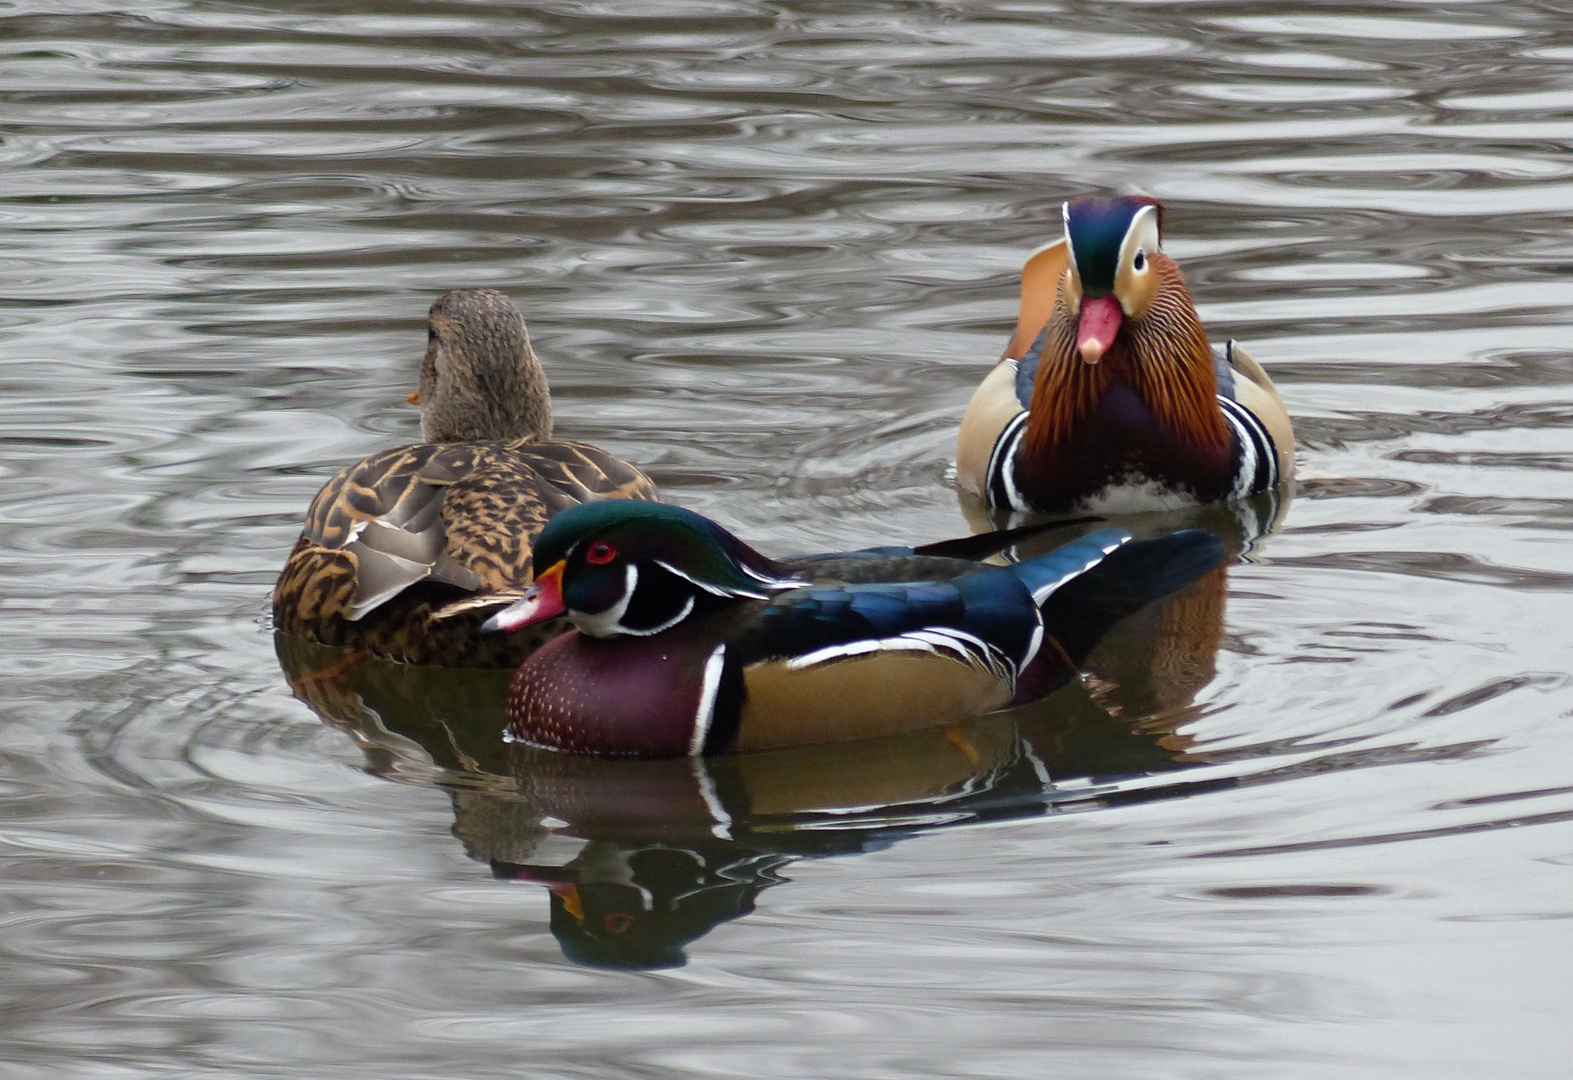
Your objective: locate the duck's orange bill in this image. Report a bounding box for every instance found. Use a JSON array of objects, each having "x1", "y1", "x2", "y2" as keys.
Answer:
[
  {"x1": 407, "y1": 389, "x2": 420, "y2": 405},
  {"x1": 1077, "y1": 295, "x2": 1122, "y2": 365},
  {"x1": 482, "y1": 561, "x2": 566, "y2": 632},
  {"x1": 547, "y1": 882, "x2": 584, "y2": 923}
]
